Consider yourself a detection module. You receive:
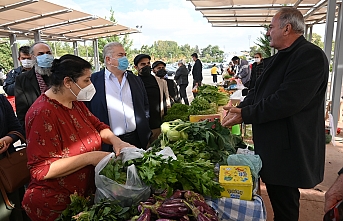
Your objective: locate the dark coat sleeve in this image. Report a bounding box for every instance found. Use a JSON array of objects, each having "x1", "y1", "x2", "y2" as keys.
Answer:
[
  {"x1": 3, "y1": 67, "x2": 22, "y2": 96},
  {"x1": 0, "y1": 95, "x2": 25, "y2": 153},
  {"x1": 14, "y1": 73, "x2": 29, "y2": 128}
]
